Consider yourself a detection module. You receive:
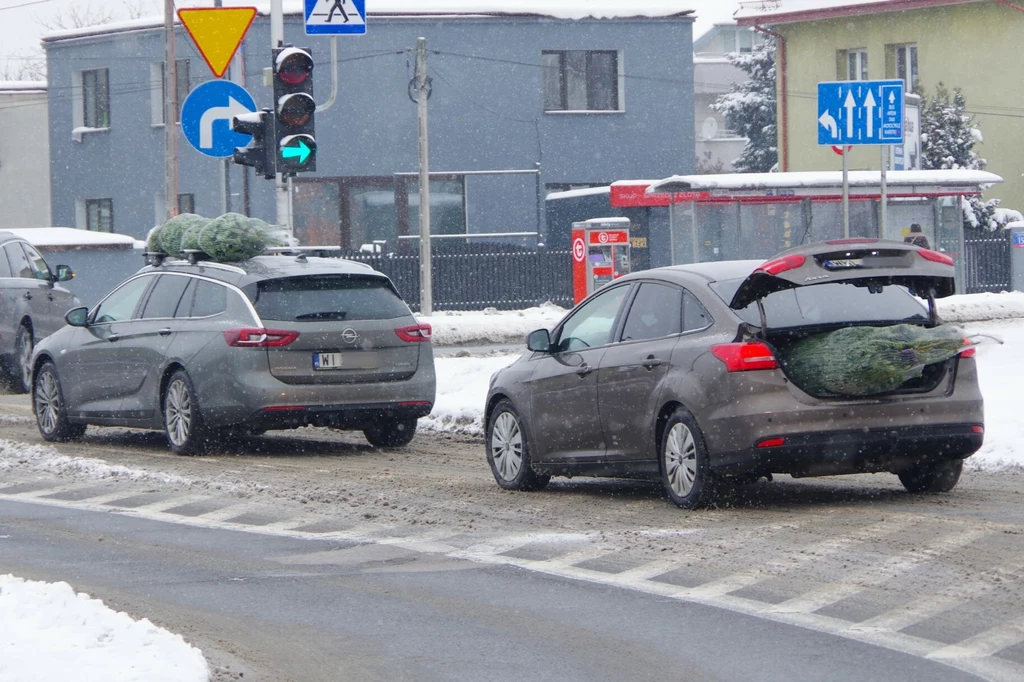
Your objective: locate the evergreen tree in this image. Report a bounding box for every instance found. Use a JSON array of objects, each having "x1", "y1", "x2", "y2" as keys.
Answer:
[
  {"x1": 919, "y1": 82, "x2": 1005, "y2": 230},
  {"x1": 711, "y1": 36, "x2": 778, "y2": 173}
]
